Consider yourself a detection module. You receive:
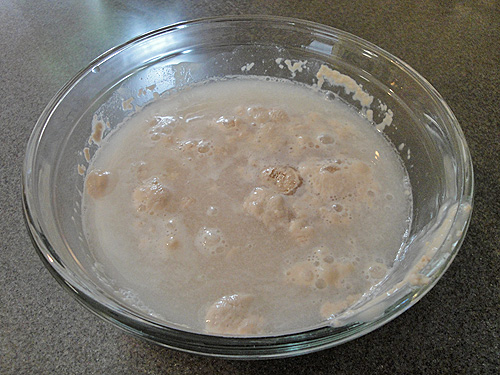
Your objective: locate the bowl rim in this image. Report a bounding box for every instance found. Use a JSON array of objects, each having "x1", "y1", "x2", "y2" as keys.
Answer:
[{"x1": 22, "y1": 14, "x2": 474, "y2": 359}]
